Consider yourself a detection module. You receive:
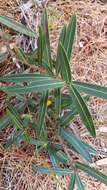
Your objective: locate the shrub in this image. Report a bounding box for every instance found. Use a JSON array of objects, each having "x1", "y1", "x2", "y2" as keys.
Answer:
[{"x1": 0, "y1": 9, "x2": 107, "y2": 189}]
